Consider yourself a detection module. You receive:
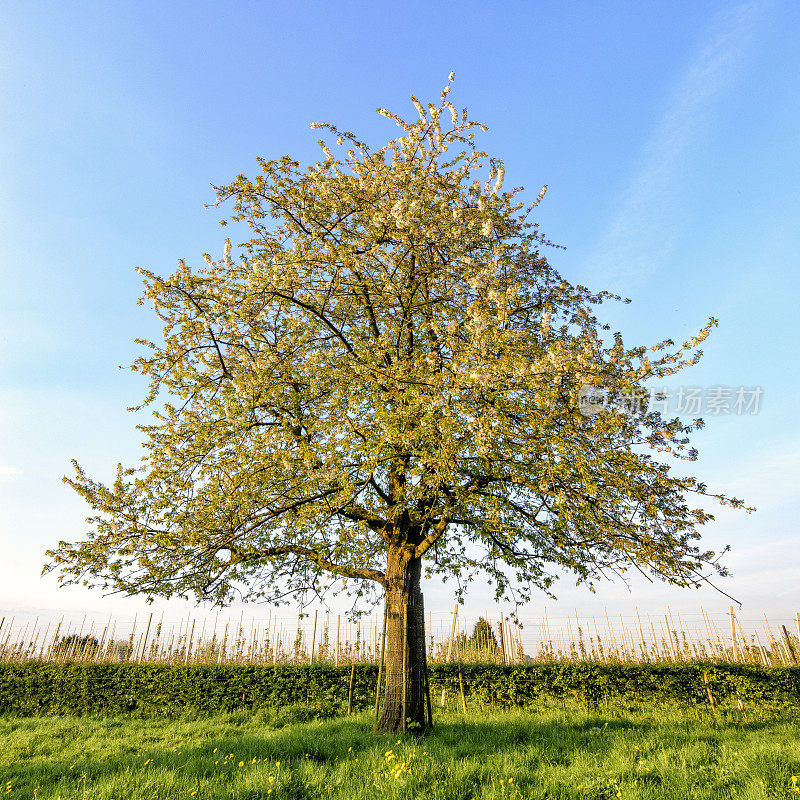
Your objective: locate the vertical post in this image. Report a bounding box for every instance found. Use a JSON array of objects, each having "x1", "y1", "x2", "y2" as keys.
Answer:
[
  {"x1": 734, "y1": 614, "x2": 750, "y2": 663},
  {"x1": 71, "y1": 615, "x2": 87, "y2": 660},
  {"x1": 499, "y1": 613, "x2": 506, "y2": 665},
  {"x1": 458, "y1": 665, "x2": 467, "y2": 713},
  {"x1": 702, "y1": 671, "x2": 717, "y2": 715},
  {"x1": 782, "y1": 625, "x2": 798, "y2": 663},
  {"x1": 185, "y1": 618, "x2": 195, "y2": 665},
  {"x1": 663, "y1": 616, "x2": 676, "y2": 661},
  {"x1": 701, "y1": 606, "x2": 714, "y2": 659},
  {"x1": 648, "y1": 617, "x2": 659, "y2": 661},
  {"x1": 139, "y1": 613, "x2": 153, "y2": 664},
  {"x1": 401, "y1": 600, "x2": 408, "y2": 734},
  {"x1": 730, "y1": 606, "x2": 739, "y2": 662},
  {"x1": 667, "y1": 607, "x2": 680, "y2": 661},
  {"x1": 421, "y1": 595, "x2": 433, "y2": 729},
  {"x1": 428, "y1": 610, "x2": 432, "y2": 662},
  {"x1": 335, "y1": 615, "x2": 340, "y2": 667},
  {"x1": 347, "y1": 662, "x2": 356, "y2": 715},
  {"x1": 441, "y1": 603, "x2": 458, "y2": 706},
  {"x1": 374, "y1": 603, "x2": 388, "y2": 721},
  {"x1": 754, "y1": 629, "x2": 769, "y2": 666},
  {"x1": 310, "y1": 610, "x2": 318, "y2": 664},
  {"x1": 446, "y1": 604, "x2": 458, "y2": 661},
  {"x1": 220, "y1": 621, "x2": 229, "y2": 663},
  {"x1": 795, "y1": 612, "x2": 800, "y2": 649},
  {"x1": 39, "y1": 621, "x2": 52, "y2": 660}
]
